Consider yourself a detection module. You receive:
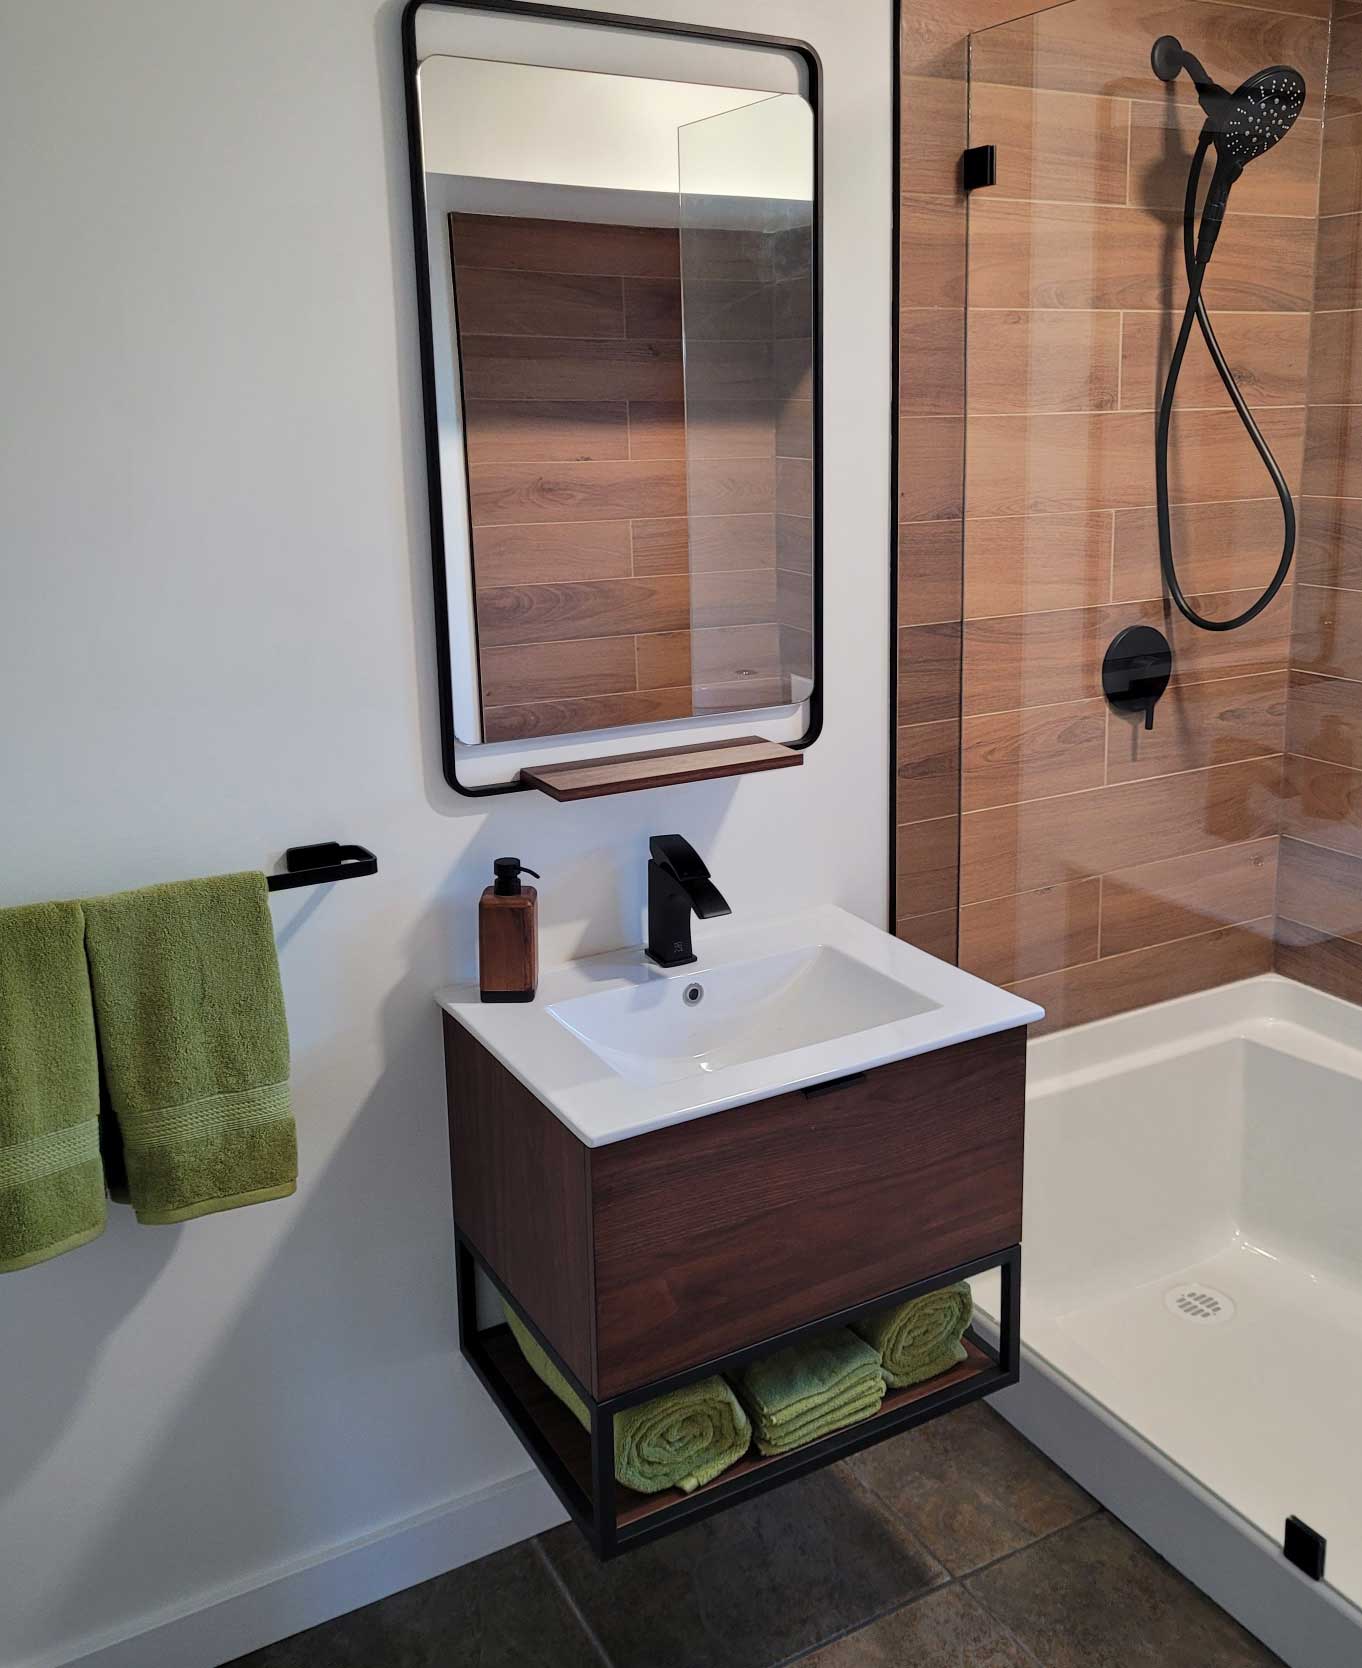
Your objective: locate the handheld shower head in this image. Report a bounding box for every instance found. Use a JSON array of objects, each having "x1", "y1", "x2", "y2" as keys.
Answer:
[
  {"x1": 1150, "y1": 37, "x2": 1306, "y2": 263},
  {"x1": 1218, "y1": 65, "x2": 1306, "y2": 166},
  {"x1": 1149, "y1": 36, "x2": 1303, "y2": 636}
]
